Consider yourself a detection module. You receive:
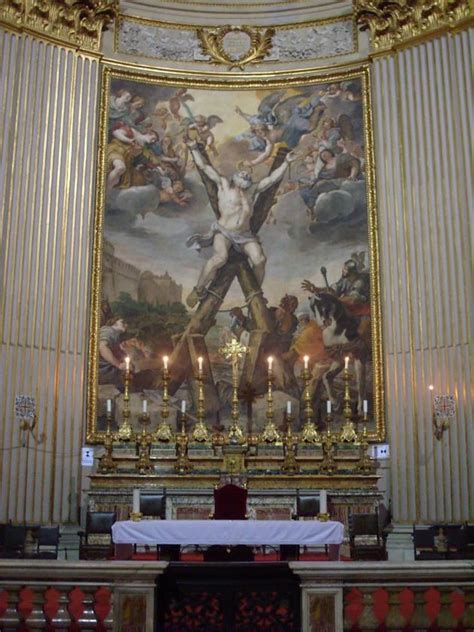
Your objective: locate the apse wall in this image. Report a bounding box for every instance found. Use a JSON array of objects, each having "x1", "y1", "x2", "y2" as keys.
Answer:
[{"x1": 0, "y1": 6, "x2": 472, "y2": 530}]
